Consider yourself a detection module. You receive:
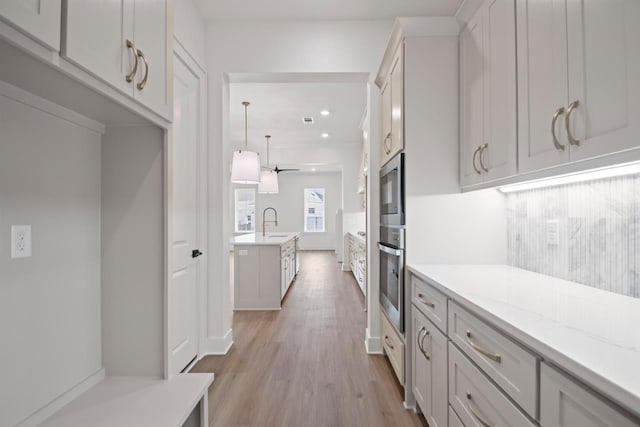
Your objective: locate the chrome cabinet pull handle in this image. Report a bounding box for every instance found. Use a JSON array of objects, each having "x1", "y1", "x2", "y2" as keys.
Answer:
[
  {"x1": 383, "y1": 132, "x2": 392, "y2": 154},
  {"x1": 417, "y1": 326, "x2": 426, "y2": 353},
  {"x1": 420, "y1": 329, "x2": 430, "y2": 361},
  {"x1": 125, "y1": 40, "x2": 138, "y2": 83},
  {"x1": 472, "y1": 145, "x2": 482, "y2": 175},
  {"x1": 384, "y1": 335, "x2": 395, "y2": 350},
  {"x1": 566, "y1": 100, "x2": 580, "y2": 146},
  {"x1": 417, "y1": 293, "x2": 435, "y2": 308},
  {"x1": 466, "y1": 392, "x2": 493, "y2": 427},
  {"x1": 136, "y1": 48, "x2": 149, "y2": 91},
  {"x1": 465, "y1": 330, "x2": 501, "y2": 363},
  {"x1": 479, "y1": 143, "x2": 489, "y2": 173},
  {"x1": 551, "y1": 107, "x2": 566, "y2": 151}
]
